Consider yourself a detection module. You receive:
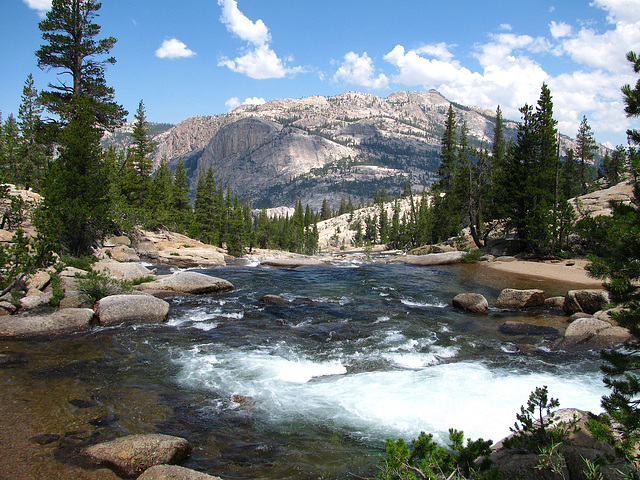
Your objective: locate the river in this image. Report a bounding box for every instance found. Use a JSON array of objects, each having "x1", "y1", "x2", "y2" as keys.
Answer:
[{"x1": 0, "y1": 258, "x2": 607, "y2": 479}]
